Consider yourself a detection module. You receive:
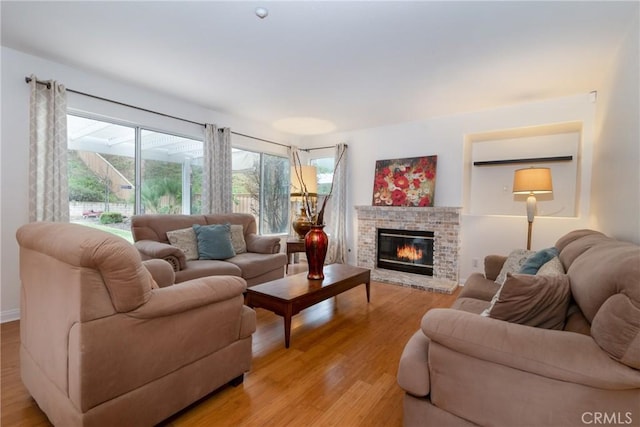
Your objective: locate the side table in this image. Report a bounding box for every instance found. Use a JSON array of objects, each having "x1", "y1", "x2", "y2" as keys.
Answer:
[{"x1": 286, "y1": 238, "x2": 306, "y2": 273}]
